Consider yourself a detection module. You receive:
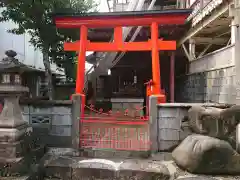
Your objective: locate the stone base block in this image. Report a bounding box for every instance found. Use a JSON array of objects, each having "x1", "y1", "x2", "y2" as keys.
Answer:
[
  {"x1": 0, "y1": 149, "x2": 45, "y2": 178},
  {"x1": 0, "y1": 124, "x2": 32, "y2": 161},
  {"x1": 0, "y1": 124, "x2": 30, "y2": 142},
  {"x1": 0, "y1": 140, "x2": 24, "y2": 159},
  {"x1": 0, "y1": 145, "x2": 45, "y2": 177},
  {"x1": 0, "y1": 157, "x2": 26, "y2": 176}
]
